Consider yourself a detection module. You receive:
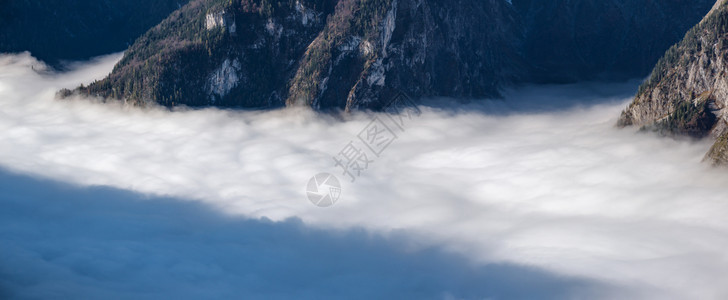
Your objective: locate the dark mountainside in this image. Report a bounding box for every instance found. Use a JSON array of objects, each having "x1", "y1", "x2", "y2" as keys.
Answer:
[
  {"x1": 513, "y1": 0, "x2": 715, "y2": 83},
  {"x1": 66, "y1": 0, "x2": 712, "y2": 111},
  {"x1": 286, "y1": 0, "x2": 523, "y2": 110},
  {"x1": 78, "y1": 0, "x2": 342, "y2": 108},
  {"x1": 0, "y1": 0, "x2": 188, "y2": 66},
  {"x1": 619, "y1": 0, "x2": 728, "y2": 166},
  {"x1": 73, "y1": 0, "x2": 523, "y2": 110}
]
